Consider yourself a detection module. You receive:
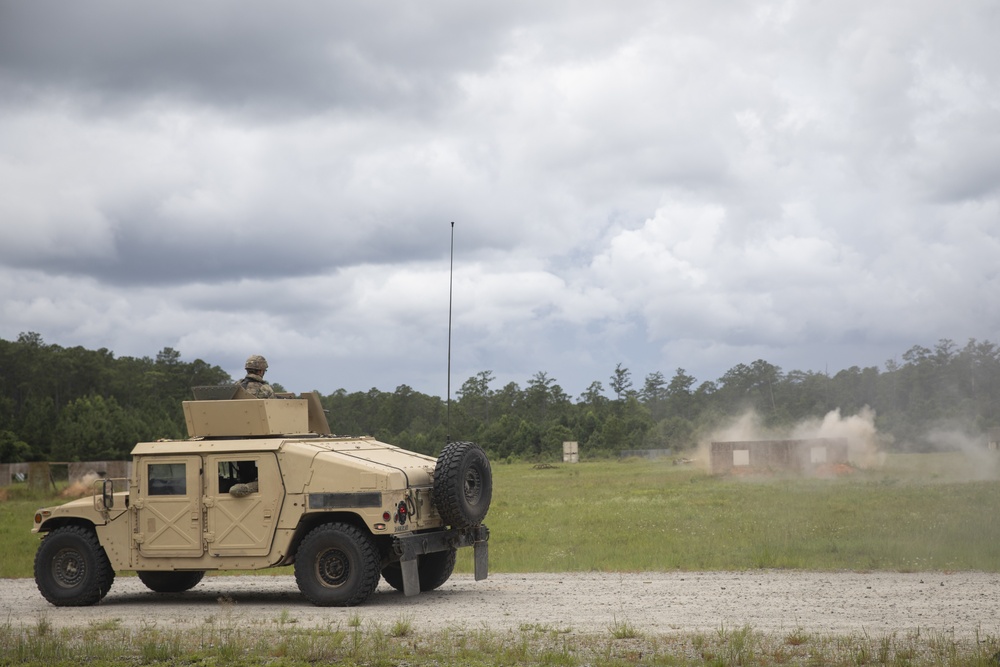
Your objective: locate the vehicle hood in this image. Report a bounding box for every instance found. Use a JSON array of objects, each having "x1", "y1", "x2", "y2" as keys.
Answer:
[{"x1": 281, "y1": 437, "x2": 437, "y2": 494}]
